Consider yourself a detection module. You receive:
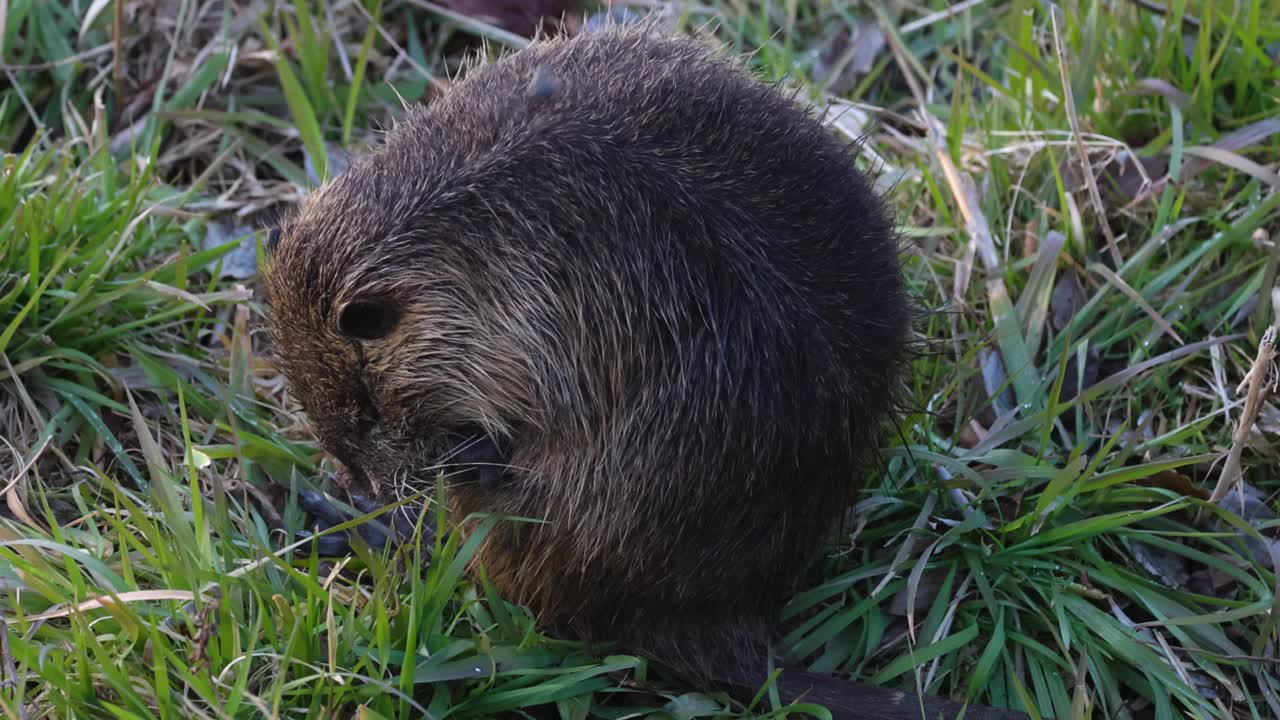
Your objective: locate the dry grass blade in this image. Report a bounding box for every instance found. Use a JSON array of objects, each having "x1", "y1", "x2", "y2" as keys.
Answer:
[
  {"x1": 0, "y1": 44, "x2": 112, "y2": 71},
  {"x1": 144, "y1": 281, "x2": 212, "y2": 310},
  {"x1": 875, "y1": 7, "x2": 1039, "y2": 410},
  {"x1": 1201, "y1": 290, "x2": 1280, "y2": 521},
  {"x1": 1050, "y1": 5, "x2": 1120, "y2": 267},
  {"x1": 78, "y1": 0, "x2": 112, "y2": 39},
  {"x1": 0, "y1": 356, "x2": 48, "y2": 533},
  {"x1": 899, "y1": 0, "x2": 987, "y2": 34},
  {"x1": 1180, "y1": 146, "x2": 1280, "y2": 189},
  {"x1": 403, "y1": 0, "x2": 531, "y2": 49},
  {"x1": 1069, "y1": 335, "x2": 1245, "y2": 411},
  {"x1": 6, "y1": 590, "x2": 205, "y2": 625},
  {"x1": 872, "y1": 491, "x2": 936, "y2": 598},
  {"x1": 875, "y1": 18, "x2": 995, "y2": 274},
  {"x1": 1087, "y1": 262, "x2": 1183, "y2": 344},
  {"x1": 1, "y1": 436, "x2": 49, "y2": 532},
  {"x1": 1127, "y1": 78, "x2": 1192, "y2": 112},
  {"x1": 1182, "y1": 118, "x2": 1280, "y2": 180}
]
